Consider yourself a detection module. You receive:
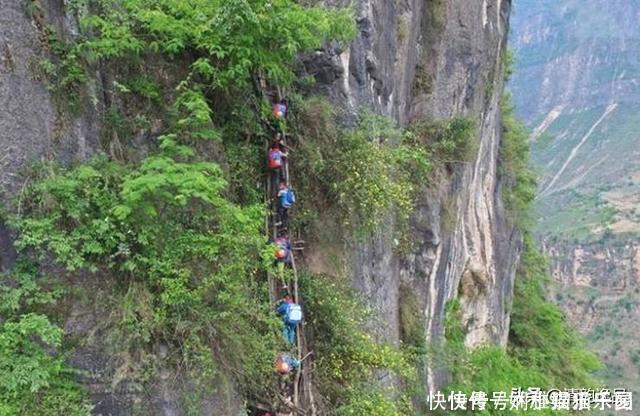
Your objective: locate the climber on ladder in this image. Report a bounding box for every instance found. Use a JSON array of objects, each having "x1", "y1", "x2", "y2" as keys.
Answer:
[
  {"x1": 274, "y1": 351, "x2": 299, "y2": 415},
  {"x1": 270, "y1": 98, "x2": 289, "y2": 136},
  {"x1": 268, "y1": 142, "x2": 288, "y2": 179},
  {"x1": 273, "y1": 98, "x2": 288, "y2": 118},
  {"x1": 273, "y1": 234, "x2": 292, "y2": 287},
  {"x1": 276, "y1": 294, "x2": 302, "y2": 345},
  {"x1": 276, "y1": 181, "x2": 295, "y2": 227},
  {"x1": 272, "y1": 98, "x2": 289, "y2": 120},
  {"x1": 260, "y1": 93, "x2": 313, "y2": 413},
  {"x1": 275, "y1": 353, "x2": 300, "y2": 375},
  {"x1": 274, "y1": 235, "x2": 291, "y2": 264}
]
